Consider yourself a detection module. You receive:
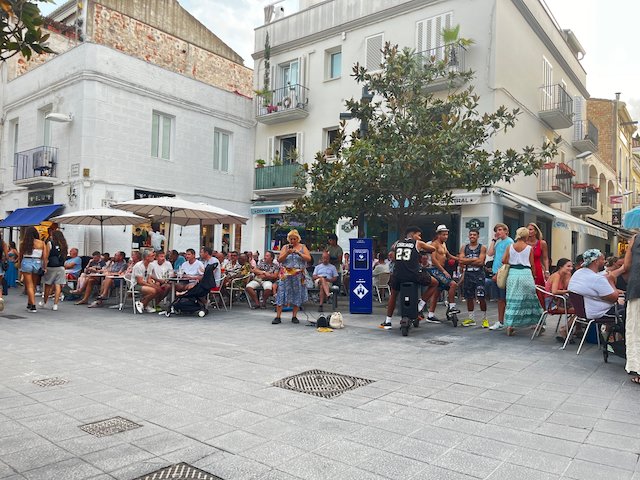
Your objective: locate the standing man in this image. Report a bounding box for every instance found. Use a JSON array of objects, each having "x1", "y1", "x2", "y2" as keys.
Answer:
[
  {"x1": 326, "y1": 234, "x2": 343, "y2": 274},
  {"x1": 459, "y1": 229, "x2": 488, "y2": 327},
  {"x1": 381, "y1": 226, "x2": 438, "y2": 330},
  {"x1": 487, "y1": 223, "x2": 513, "y2": 330},
  {"x1": 426, "y1": 225, "x2": 460, "y2": 322}
]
